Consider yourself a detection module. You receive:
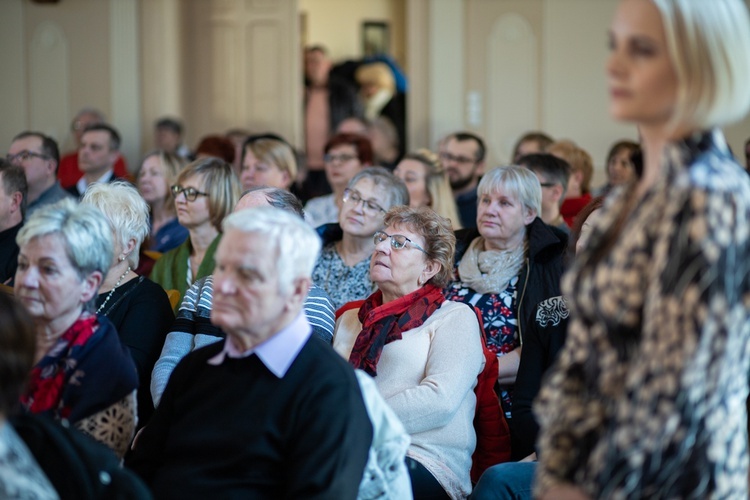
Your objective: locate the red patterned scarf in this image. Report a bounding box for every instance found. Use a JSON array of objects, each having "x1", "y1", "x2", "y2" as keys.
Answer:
[
  {"x1": 21, "y1": 313, "x2": 99, "y2": 418},
  {"x1": 348, "y1": 284, "x2": 445, "y2": 376}
]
